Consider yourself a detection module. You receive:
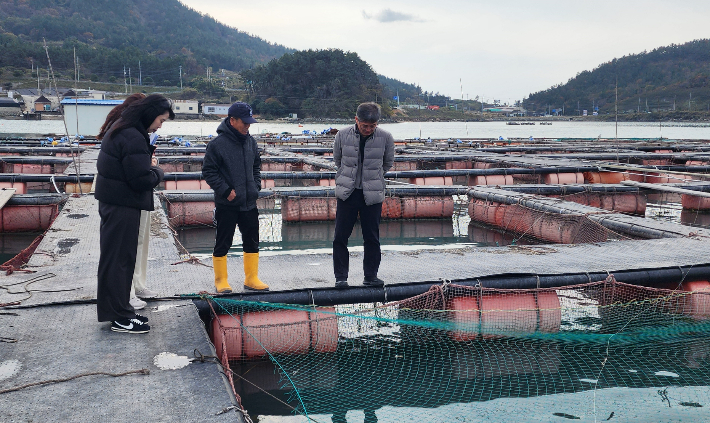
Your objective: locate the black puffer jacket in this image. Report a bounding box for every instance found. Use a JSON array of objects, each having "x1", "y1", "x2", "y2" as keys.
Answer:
[
  {"x1": 95, "y1": 124, "x2": 164, "y2": 210},
  {"x1": 202, "y1": 119, "x2": 261, "y2": 210}
]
